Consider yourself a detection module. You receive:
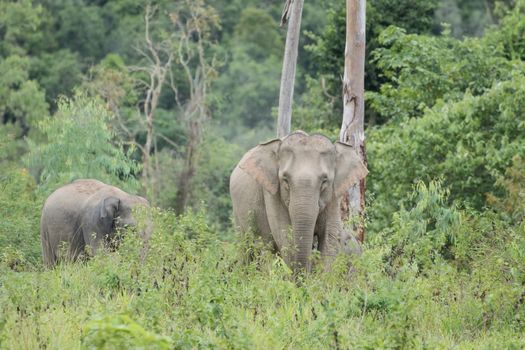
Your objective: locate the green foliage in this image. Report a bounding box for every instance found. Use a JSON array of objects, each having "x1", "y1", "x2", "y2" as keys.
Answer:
[
  {"x1": 40, "y1": 0, "x2": 106, "y2": 60},
  {"x1": 0, "y1": 55, "x2": 49, "y2": 129},
  {"x1": 434, "y1": 0, "x2": 495, "y2": 38},
  {"x1": 83, "y1": 314, "x2": 171, "y2": 349},
  {"x1": 484, "y1": 0, "x2": 525, "y2": 60},
  {"x1": 376, "y1": 181, "x2": 461, "y2": 272},
  {"x1": 213, "y1": 6, "x2": 282, "y2": 130},
  {"x1": 488, "y1": 155, "x2": 525, "y2": 223},
  {"x1": 233, "y1": 8, "x2": 282, "y2": 62},
  {"x1": 1, "y1": 202, "x2": 524, "y2": 348},
  {"x1": 368, "y1": 26, "x2": 517, "y2": 121},
  {"x1": 367, "y1": 71, "x2": 525, "y2": 229},
  {"x1": 0, "y1": 124, "x2": 27, "y2": 166},
  {"x1": 0, "y1": 168, "x2": 41, "y2": 267},
  {"x1": 193, "y1": 134, "x2": 244, "y2": 228},
  {"x1": 0, "y1": 0, "x2": 47, "y2": 56},
  {"x1": 300, "y1": 0, "x2": 439, "y2": 128},
  {"x1": 30, "y1": 49, "x2": 83, "y2": 106},
  {"x1": 294, "y1": 75, "x2": 339, "y2": 136},
  {"x1": 213, "y1": 51, "x2": 281, "y2": 129},
  {"x1": 365, "y1": 5, "x2": 525, "y2": 231},
  {"x1": 26, "y1": 93, "x2": 140, "y2": 193}
]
